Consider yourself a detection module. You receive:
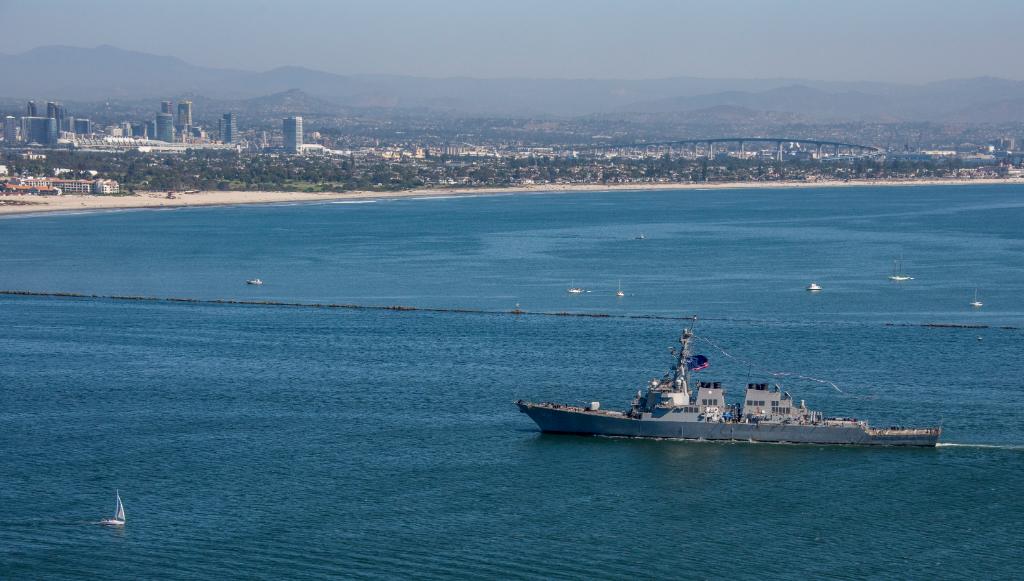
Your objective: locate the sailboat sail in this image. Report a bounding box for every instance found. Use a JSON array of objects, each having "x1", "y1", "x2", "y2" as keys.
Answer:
[{"x1": 115, "y1": 492, "x2": 125, "y2": 521}]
